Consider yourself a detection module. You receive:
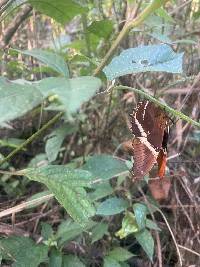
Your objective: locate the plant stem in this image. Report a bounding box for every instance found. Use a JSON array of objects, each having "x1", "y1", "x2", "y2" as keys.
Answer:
[
  {"x1": 0, "y1": 112, "x2": 63, "y2": 166},
  {"x1": 115, "y1": 85, "x2": 200, "y2": 128},
  {"x1": 81, "y1": 14, "x2": 91, "y2": 57},
  {"x1": 93, "y1": 0, "x2": 170, "y2": 76}
]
